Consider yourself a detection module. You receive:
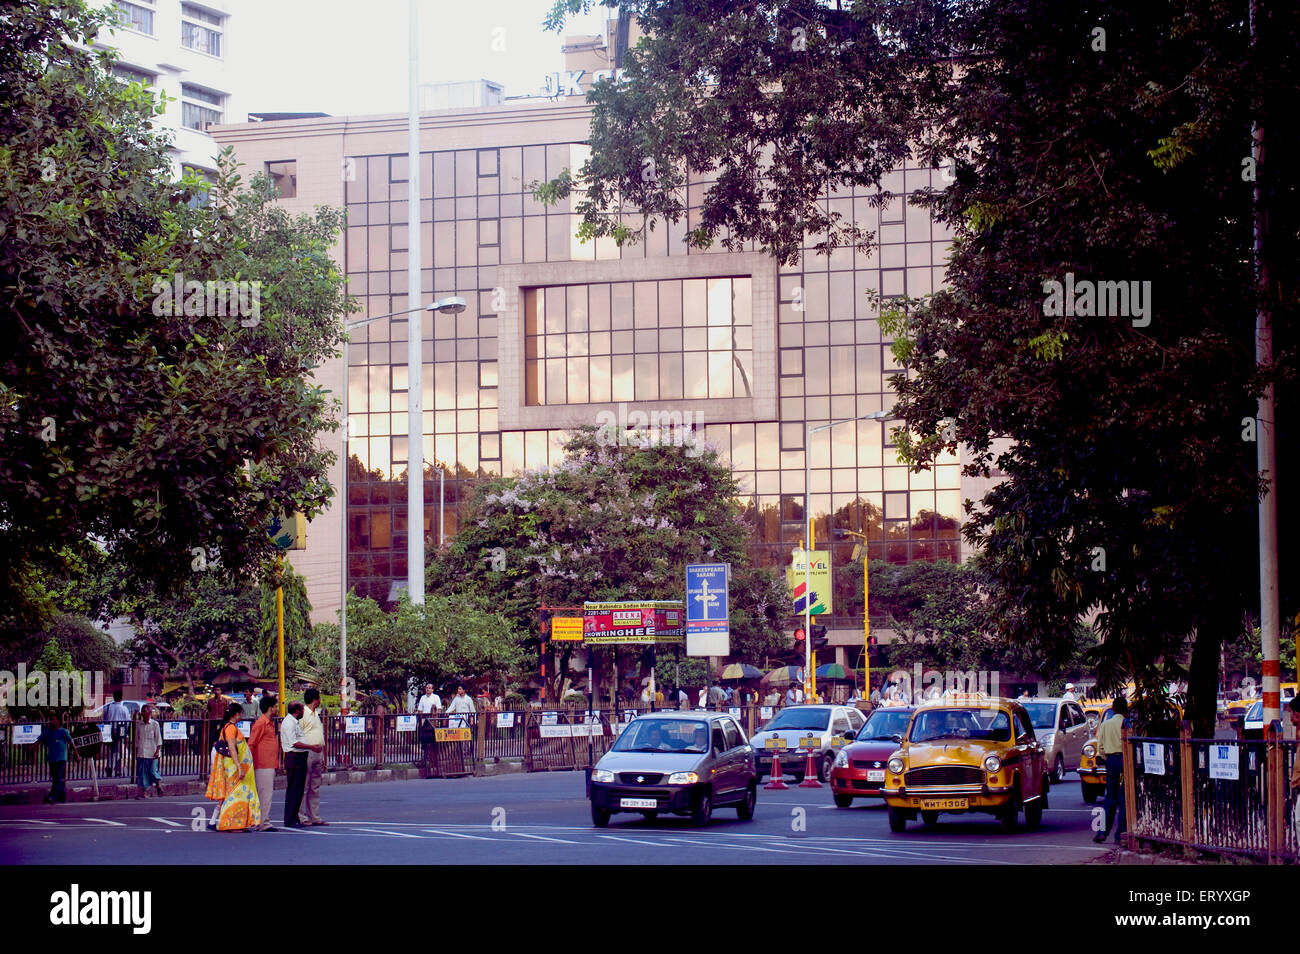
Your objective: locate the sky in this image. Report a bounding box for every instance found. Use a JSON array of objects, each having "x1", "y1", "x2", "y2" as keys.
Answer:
[{"x1": 235, "y1": 0, "x2": 613, "y2": 117}]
